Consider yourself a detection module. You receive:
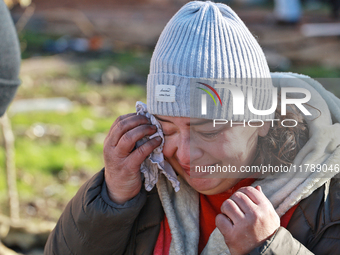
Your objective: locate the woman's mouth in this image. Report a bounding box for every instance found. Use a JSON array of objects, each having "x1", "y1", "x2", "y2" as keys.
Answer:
[
  {"x1": 178, "y1": 164, "x2": 191, "y2": 176},
  {"x1": 179, "y1": 163, "x2": 220, "y2": 177}
]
